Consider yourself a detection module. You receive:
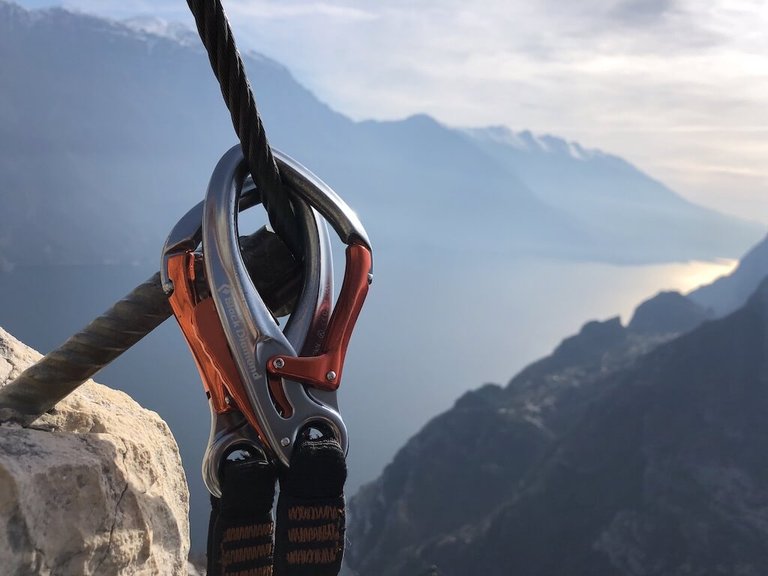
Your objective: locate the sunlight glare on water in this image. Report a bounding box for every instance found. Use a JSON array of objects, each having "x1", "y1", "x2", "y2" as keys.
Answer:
[
  {"x1": 613, "y1": 258, "x2": 739, "y2": 320},
  {"x1": 674, "y1": 259, "x2": 739, "y2": 293}
]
